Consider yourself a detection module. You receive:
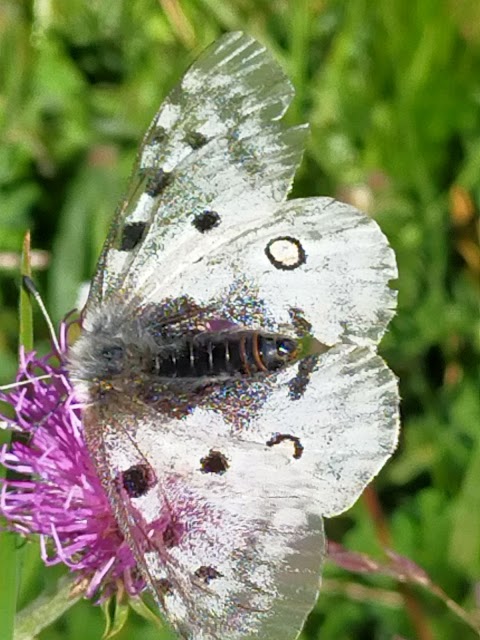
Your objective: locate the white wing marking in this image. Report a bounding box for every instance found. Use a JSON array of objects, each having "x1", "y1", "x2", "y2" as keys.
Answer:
[{"x1": 124, "y1": 192, "x2": 156, "y2": 224}]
